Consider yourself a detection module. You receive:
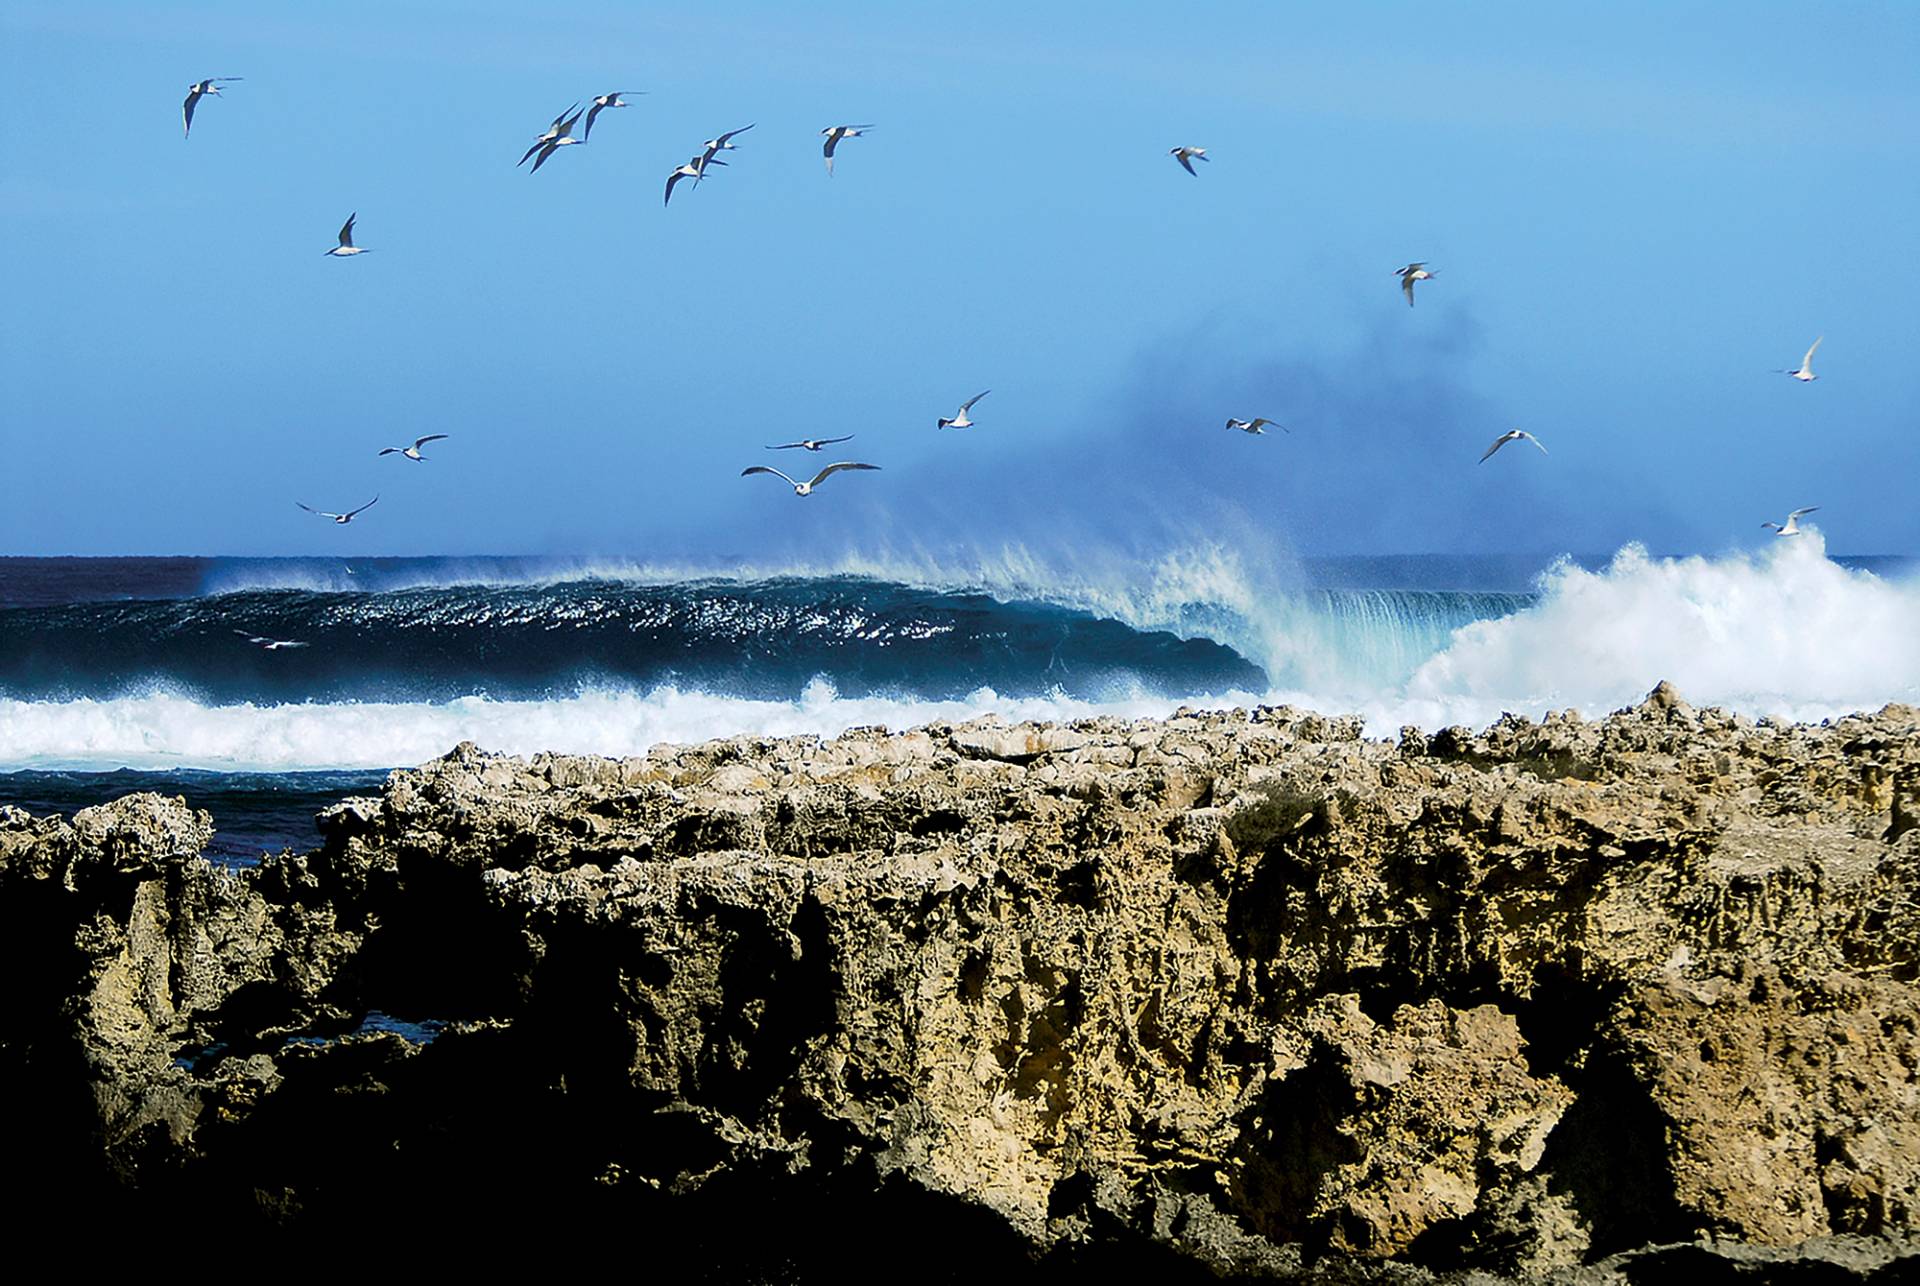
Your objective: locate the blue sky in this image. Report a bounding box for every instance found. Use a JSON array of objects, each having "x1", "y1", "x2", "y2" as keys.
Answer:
[{"x1": 2, "y1": 1, "x2": 1916, "y2": 561}]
